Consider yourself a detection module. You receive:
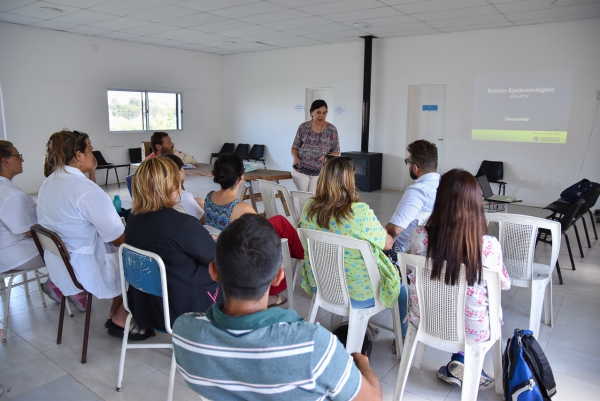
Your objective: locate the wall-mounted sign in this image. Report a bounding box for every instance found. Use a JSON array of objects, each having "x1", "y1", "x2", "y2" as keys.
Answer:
[
  {"x1": 422, "y1": 105, "x2": 438, "y2": 111},
  {"x1": 334, "y1": 105, "x2": 346, "y2": 115},
  {"x1": 294, "y1": 104, "x2": 304, "y2": 113}
]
